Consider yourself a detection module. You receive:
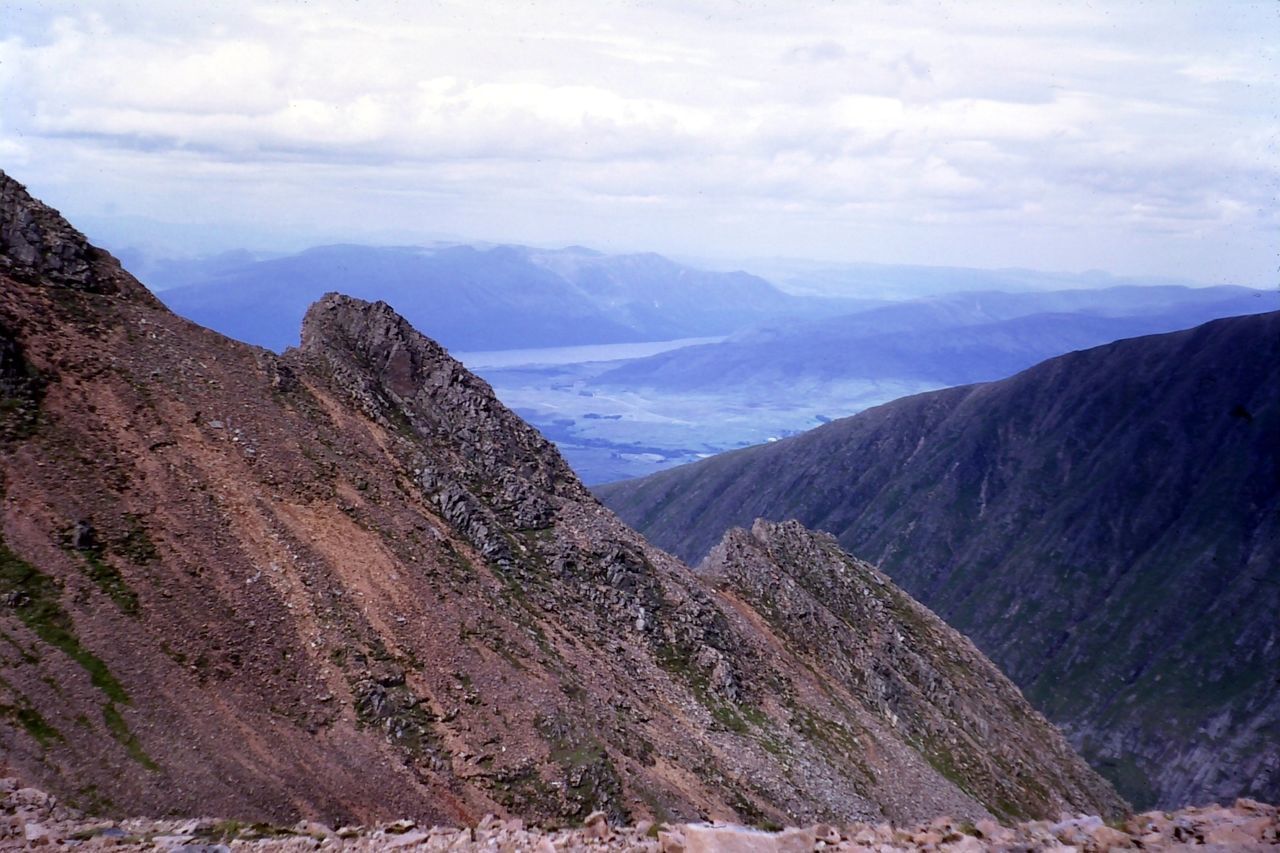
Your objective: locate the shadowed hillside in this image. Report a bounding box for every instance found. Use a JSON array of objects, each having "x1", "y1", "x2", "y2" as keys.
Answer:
[{"x1": 599, "y1": 311, "x2": 1280, "y2": 809}]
